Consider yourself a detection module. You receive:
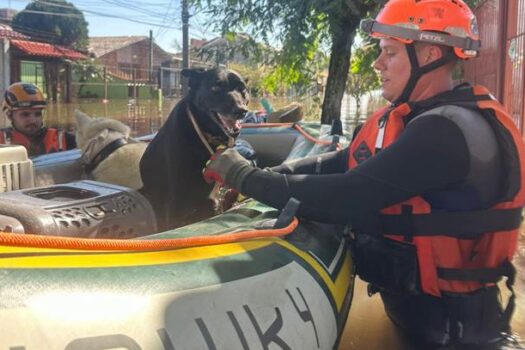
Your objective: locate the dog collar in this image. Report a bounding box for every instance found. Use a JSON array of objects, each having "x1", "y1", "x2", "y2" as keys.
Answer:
[
  {"x1": 186, "y1": 105, "x2": 234, "y2": 155},
  {"x1": 83, "y1": 138, "x2": 128, "y2": 173}
]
